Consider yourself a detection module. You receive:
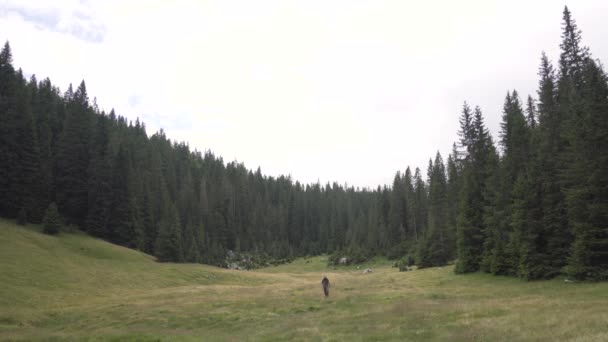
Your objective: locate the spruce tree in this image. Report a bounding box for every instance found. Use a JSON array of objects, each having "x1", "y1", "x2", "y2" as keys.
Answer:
[
  {"x1": 564, "y1": 59, "x2": 608, "y2": 280},
  {"x1": 155, "y1": 202, "x2": 184, "y2": 263},
  {"x1": 456, "y1": 106, "x2": 495, "y2": 273},
  {"x1": 86, "y1": 114, "x2": 112, "y2": 239},
  {"x1": 155, "y1": 180, "x2": 184, "y2": 262},
  {"x1": 107, "y1": 144, "x2": 139, "y2": 247},
  {"x1": 12, "y1": 70, "x2": 44, "y2": 222},
  {"x1": 445, "y1": 151, "x2": 460, "y2": 260},
  {"x1": 55, "y1": 80, "x2": 92, "y2": 227},
  {"x1": 0, "y1": 42, "x2": 18, "y2": 217},
  {"x1": 559, "y1": 6, "x2": 589, "y2": 90},
  {"x1": 526, "y1": 95, "x2": 537, "y2": 129},
  {"x1": 388, "y1": 171, "x2": 407, "y2": 258},
  {"x1": 486, "y1": 91, "x2": 531, "y2": 276},
  {"x1": 43, "y1": 202, "x2": 62, "y2": 235},
  {"x1": 418, "y1": 153, "x2": 450, "y2": 267},
  {"x1": 536, "y1": 52, "x2": 571, "y2": 277},
  {"x1": 412, "y1": 168, "x2": 427, "y2": 245}
]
